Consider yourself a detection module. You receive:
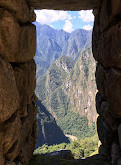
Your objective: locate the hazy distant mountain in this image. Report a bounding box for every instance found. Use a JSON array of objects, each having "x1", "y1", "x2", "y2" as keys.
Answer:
[{"x1": 34, "y1": 22, "x2": 92, "y2": 77}]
